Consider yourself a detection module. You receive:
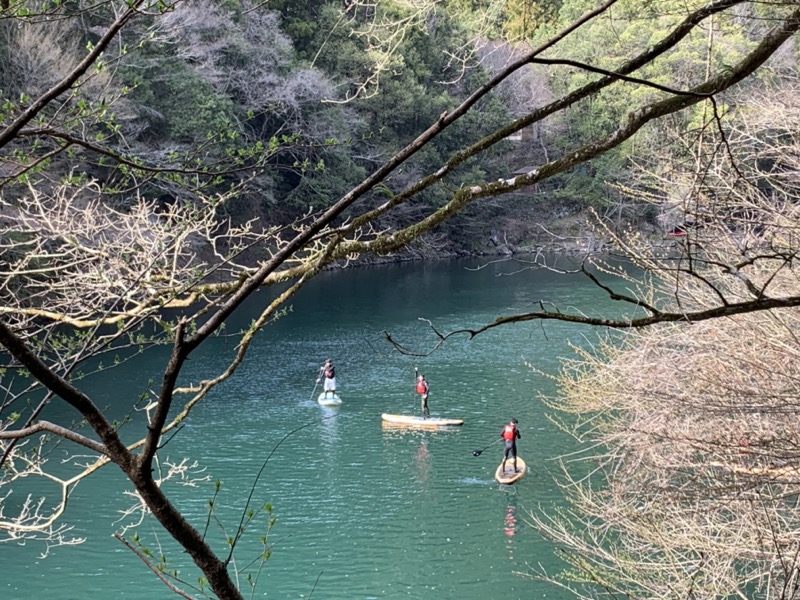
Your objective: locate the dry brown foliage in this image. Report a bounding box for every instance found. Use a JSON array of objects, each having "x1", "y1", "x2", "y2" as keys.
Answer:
[{"x1": 533, "y1": 85, "x2": 800, "y2": 600}]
